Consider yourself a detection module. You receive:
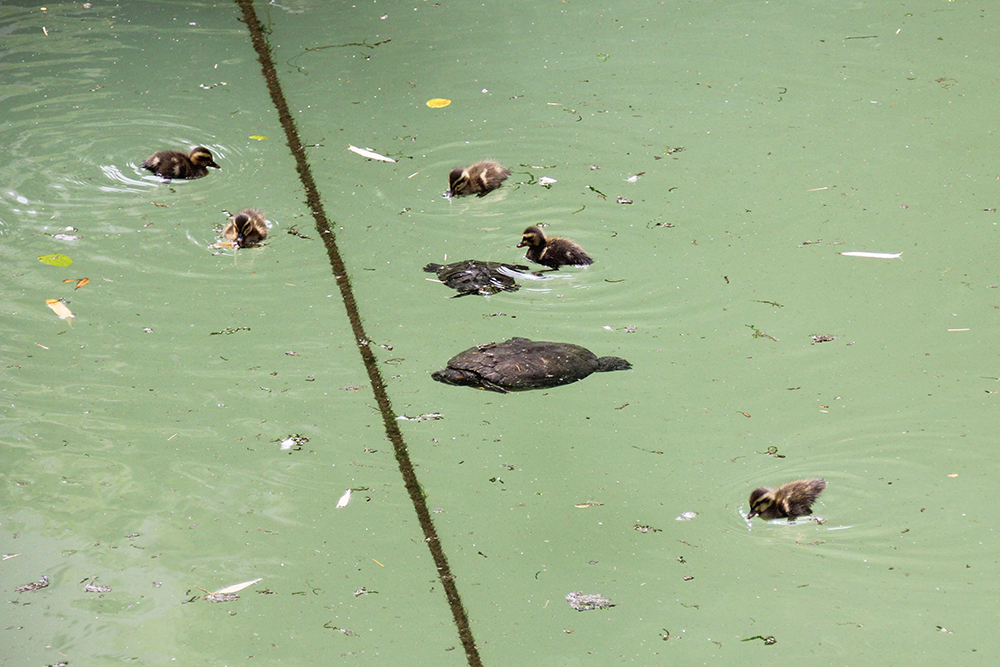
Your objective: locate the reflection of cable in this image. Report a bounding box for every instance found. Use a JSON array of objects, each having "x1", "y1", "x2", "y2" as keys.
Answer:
[{"x1": 236, "y1": 4, "x2": 484, "y2": 665}]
